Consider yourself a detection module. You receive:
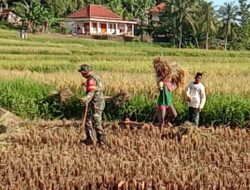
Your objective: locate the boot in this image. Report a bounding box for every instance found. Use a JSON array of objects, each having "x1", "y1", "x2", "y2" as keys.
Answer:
[
  {"x1": 82, "y1": 138, "x2": 94, "y2": 145},
  {"x1": 97, "y1": 133, "x2": 105, "y2": 147},
  {"x1": 81, "y1": 130, "x2": 94, "y2": 145}
]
